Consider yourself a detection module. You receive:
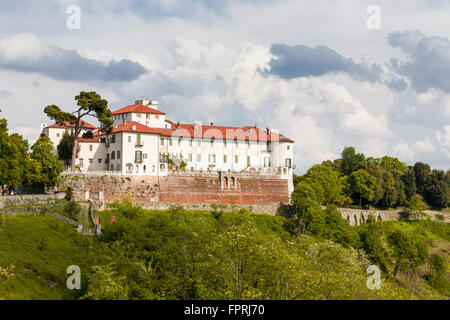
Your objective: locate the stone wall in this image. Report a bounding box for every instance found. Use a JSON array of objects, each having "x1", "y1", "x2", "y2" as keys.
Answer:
[
  {"x1": 338, "y1": 208, "x2": 450, "y2": 226},
  {"x1": 136, "y1": 201, "x2": 280, "y2": 215},
  {"x1": 60, "y1": 171, "x2": 291, "y2": 207},
  {"x1": 0, "y1": 193, "x2": 65, "y2": 209}
]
